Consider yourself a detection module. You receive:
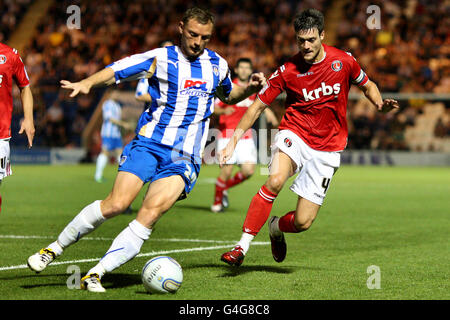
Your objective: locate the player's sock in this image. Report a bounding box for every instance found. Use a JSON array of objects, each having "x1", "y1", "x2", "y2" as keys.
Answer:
[
  {"x1": 213, "y1": 178, "x2": 227, "y2": 205},
  {"x1": 46, "y1": 241, "x2": 64, "y2": 256},
  {"x1": 226, "y1": 171, "x2": 247, "y2": 189},
  {"x1": 99, "y1": 219, "x2": 151, "y2": 274},
  {"x1": 242, "y1": 185, "x2": 278, "y2": 236},
  {"x1": 236, "y1": 232, "x2": 255, "y2": 255},
  {"x1": 278, "y1": 211, "x2": 301, "y2": 233},
  {"x1": 95, "y1": 153, "x2": 108, "y2": 181},
  {"x1": 56, "y1": 200, "x2": 106, "y2": 250}
]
